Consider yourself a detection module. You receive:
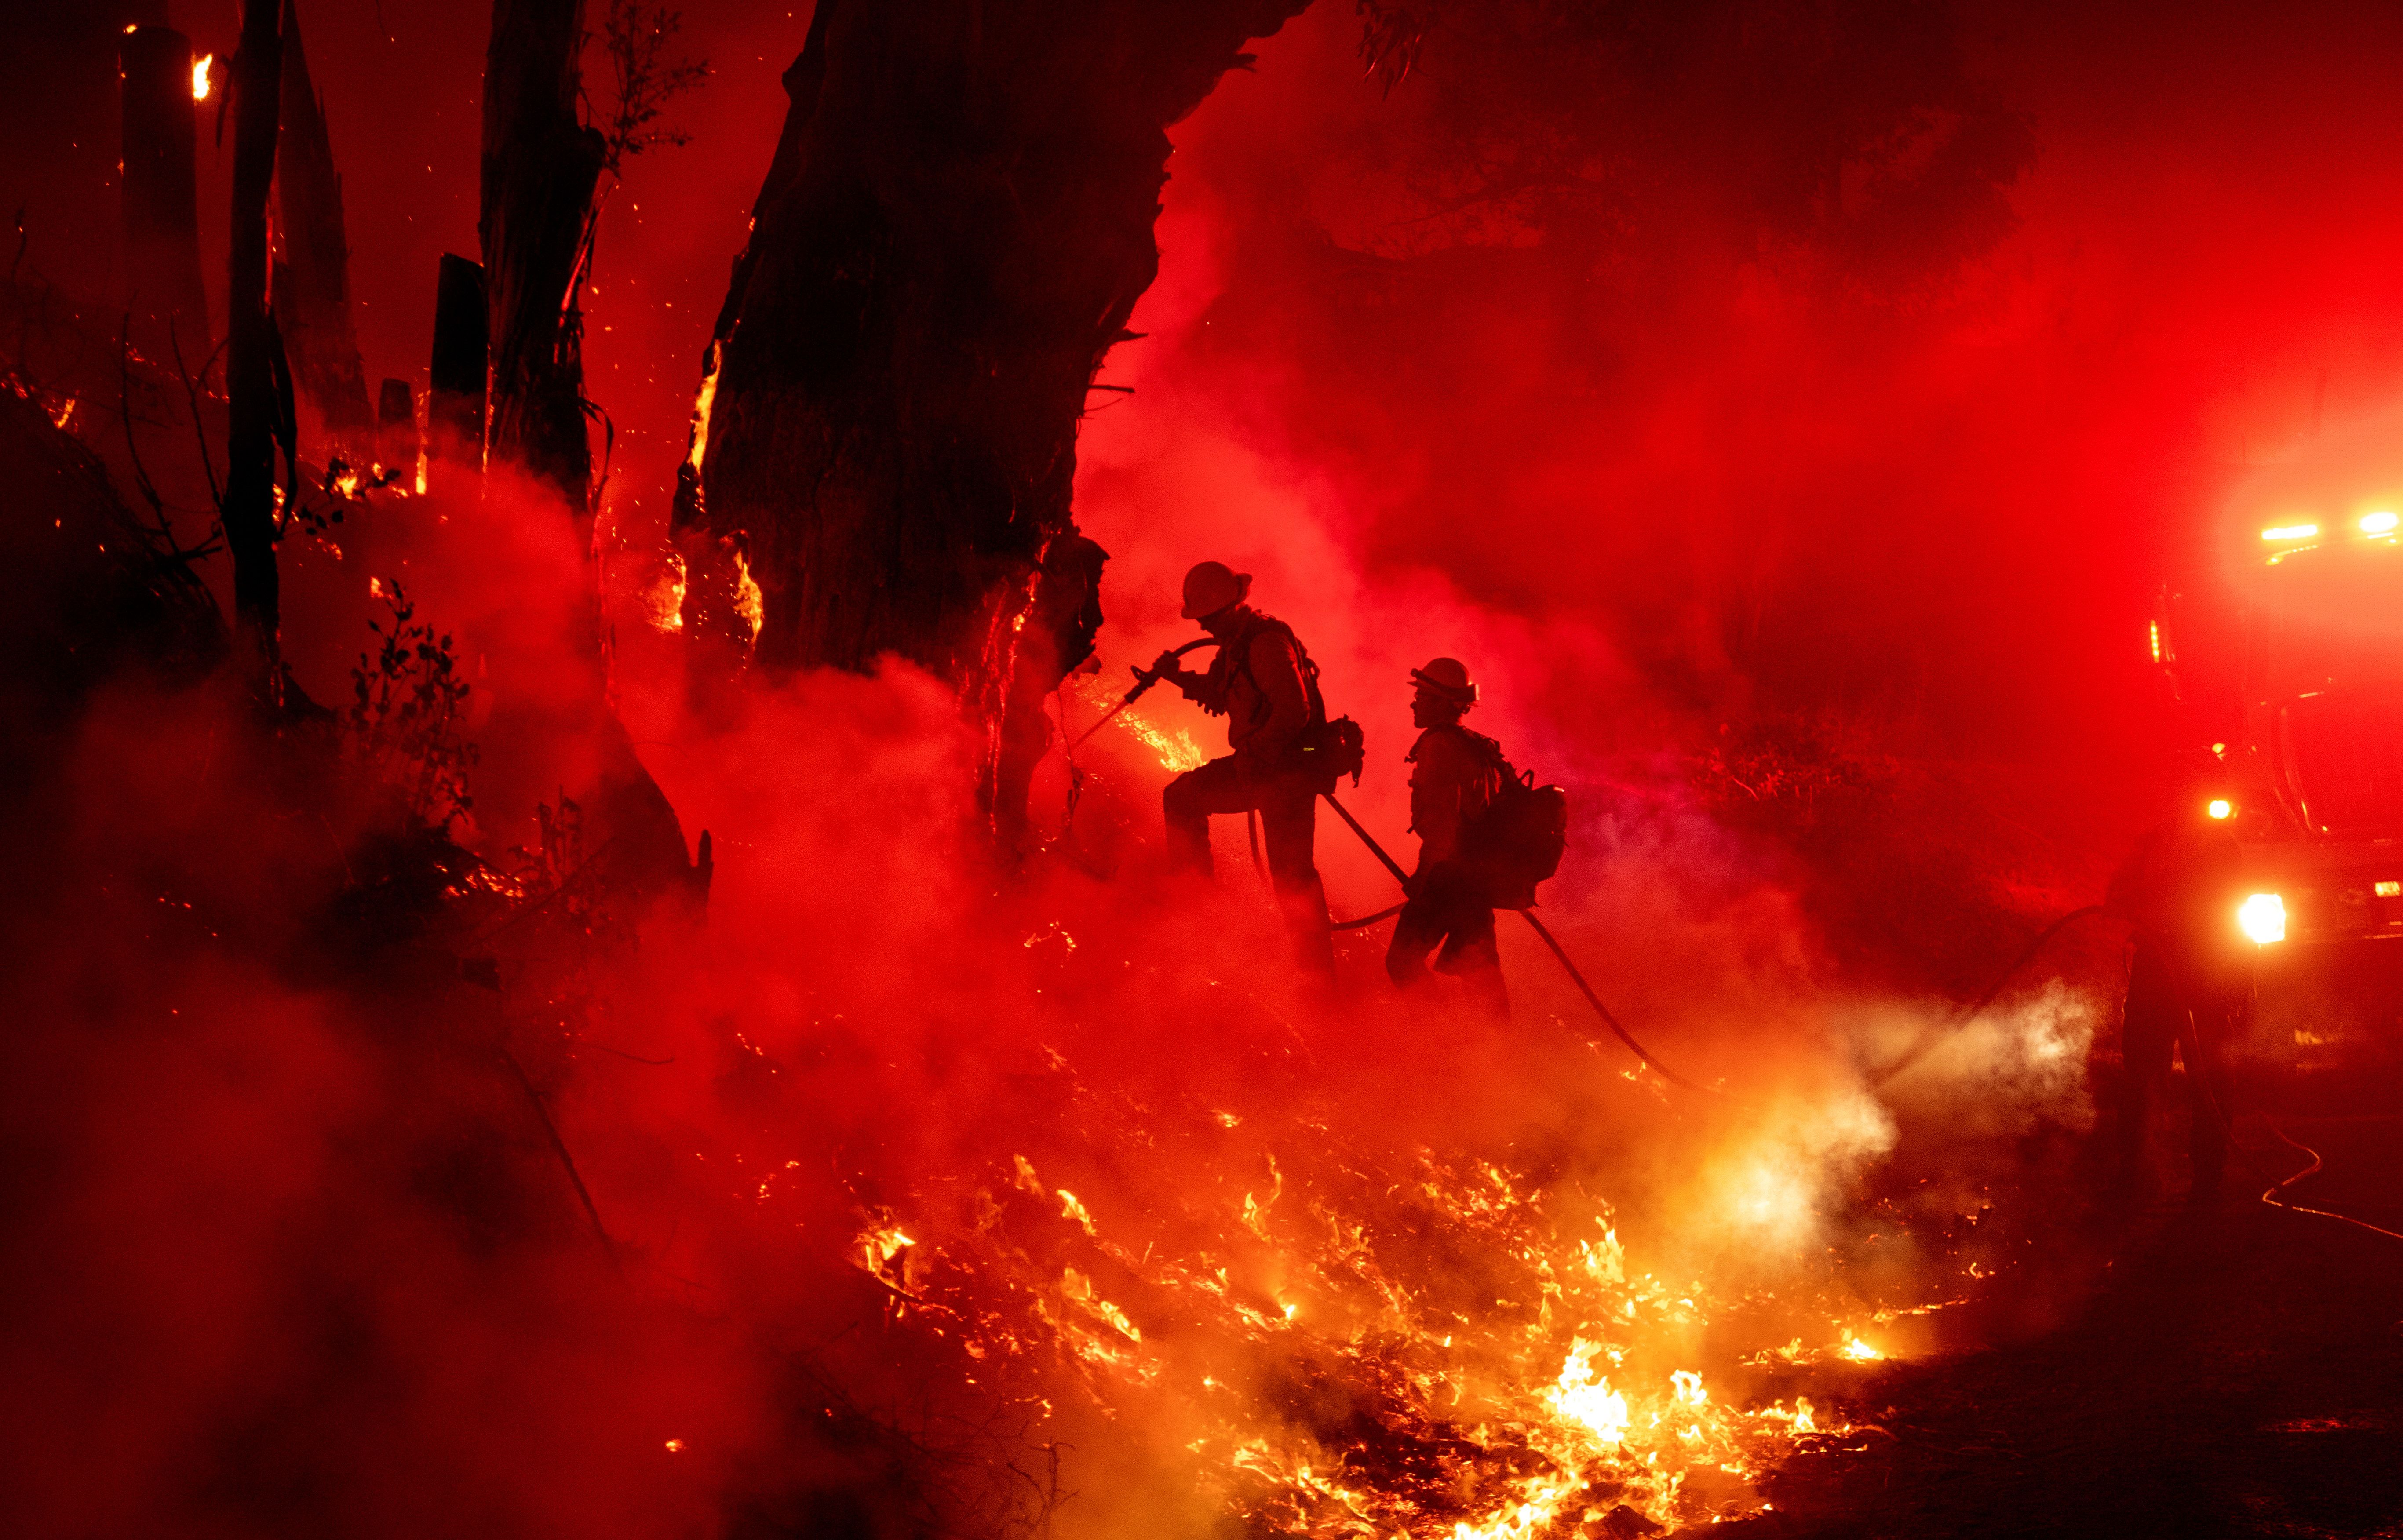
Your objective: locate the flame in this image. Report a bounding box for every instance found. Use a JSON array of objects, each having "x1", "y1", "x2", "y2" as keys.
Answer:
[
  {"x1": 192, "y1": 54, "x2": 213, "y2": 101},
  {"x1": 663, "y1": 1438, "x2": 685, "y2": 1453},
  {"x1": 645, "y1": 551, "x2": 688, "y2": 633},
  {"x1": 1071, "y1": 674, "x2": 1207, "y2": 772},
  {"x1": 730, "y1": 546, "x2": 764, "y2": 645},
  {"x1": 686, "y1": 342, "x2": 720, "y2": 474},
  {"x1": 49, "y1": 396, "x2": 76, "y2": 430},
  {"x1": 843, "y1": 1130, "x2": 1919, "y2": 1536}
]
